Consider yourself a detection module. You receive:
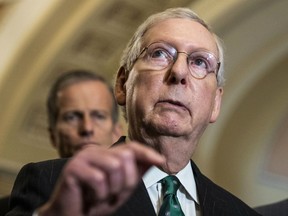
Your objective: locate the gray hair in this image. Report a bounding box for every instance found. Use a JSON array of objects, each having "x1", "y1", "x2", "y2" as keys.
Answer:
[{"x1": 120, "y1": 7, "x2": 225, "y2": 87}]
